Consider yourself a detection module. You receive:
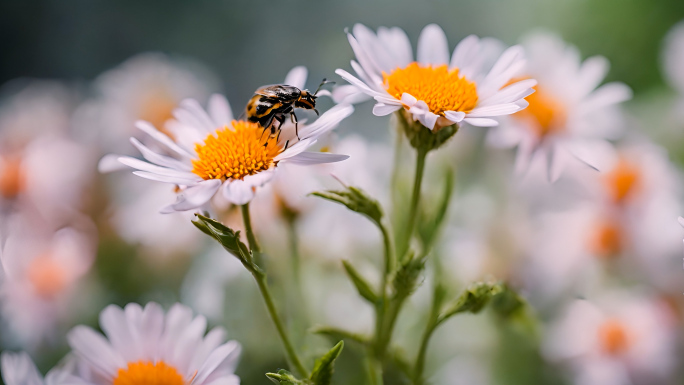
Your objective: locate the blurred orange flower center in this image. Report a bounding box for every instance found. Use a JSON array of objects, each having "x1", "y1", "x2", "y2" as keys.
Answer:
[
  {"x1": 598, "y1": 319, "x2": 630, "y2": 355},
  {"x1": 589, "y1": 219, "x2": 623, "y2": 258},
  {"x1": 383, "y1": 63, "x2": 478, "y2": 116},
  {"x1": 191, "y1": 120, "x2": 281, "y2": 181},
  {"x1": 140, "y1": 90, "x2": 177, "y2": 138},
  {"x1": 113, "y1": 361, "x2": 185, "y2": 385},
  {"x1": 604, "y1": 160, "x2": 640, "y2": 203},
  {"x1": 515, "y1": 85, "x2": 566, "y2": 137},
  {"x1": 27, "y1": 254, "x2": 67, "y2": 299},
  {"x1": 0, "y1": 156, "x2": 26, "y2": 199}
]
